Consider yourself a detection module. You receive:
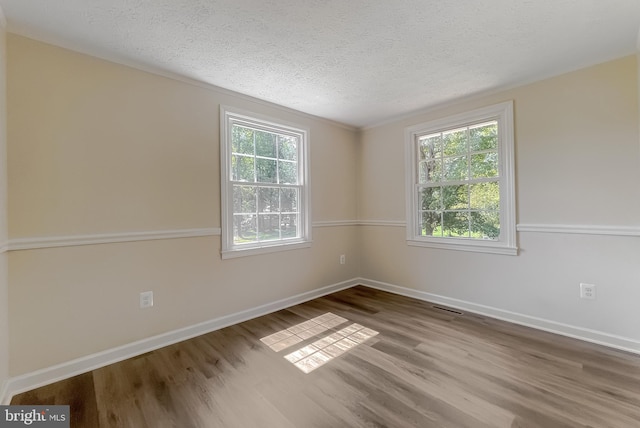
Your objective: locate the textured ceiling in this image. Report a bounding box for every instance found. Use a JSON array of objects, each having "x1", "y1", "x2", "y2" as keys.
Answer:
[{"x1": 0, "y1": 1, "x2": 639, "y2": 128}]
